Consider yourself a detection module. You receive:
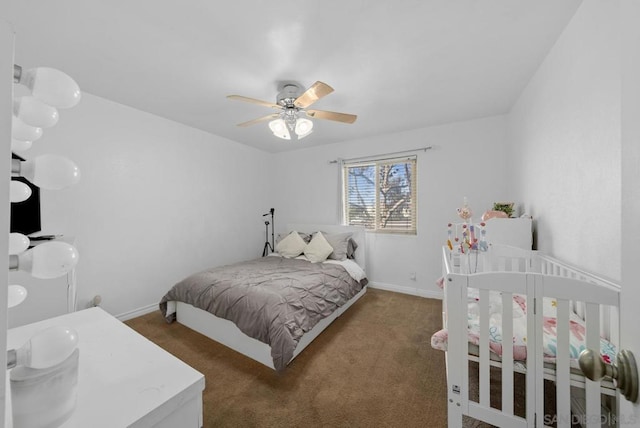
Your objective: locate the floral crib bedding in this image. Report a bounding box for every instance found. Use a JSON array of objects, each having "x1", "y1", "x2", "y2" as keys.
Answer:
[{"x1": 430, "y1": 278, "x2": 617, "y2": 364}]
